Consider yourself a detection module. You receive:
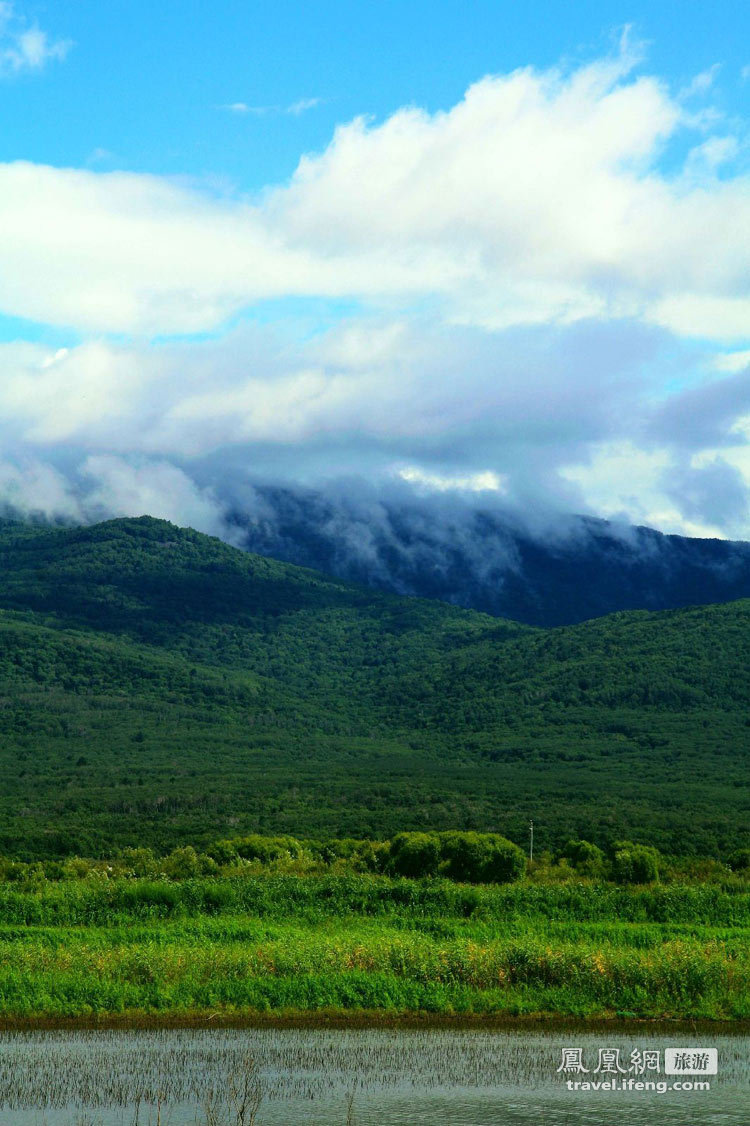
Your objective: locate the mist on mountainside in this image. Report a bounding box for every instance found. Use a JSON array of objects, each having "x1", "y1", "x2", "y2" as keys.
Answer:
[
  {"x1": 4, "y1": 472, "x2": 750, "y2": 626},
  {"x1": 226, "y1": 482, "x2": 750, "y2": 626}
]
